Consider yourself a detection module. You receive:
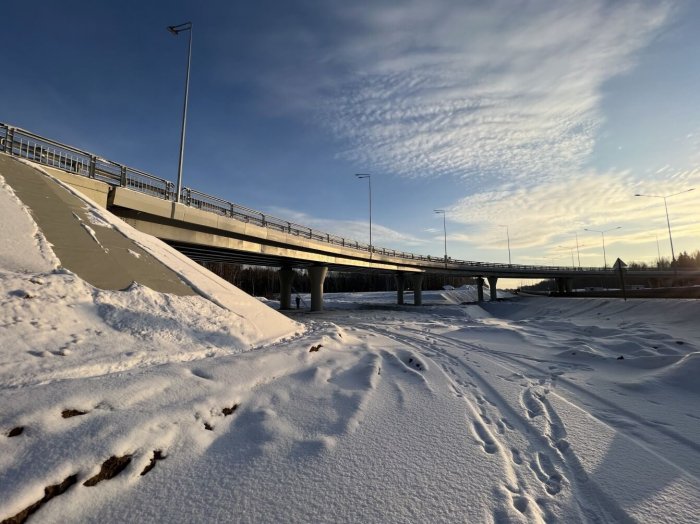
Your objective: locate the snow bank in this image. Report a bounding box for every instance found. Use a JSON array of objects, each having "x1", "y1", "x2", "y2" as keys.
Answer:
[
  {"x1": 0, "y1": 175, "x2": 58, "y2": 272},
  {"x1": 6, "y1": 162, "x2": 302, "y2": 345}
]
